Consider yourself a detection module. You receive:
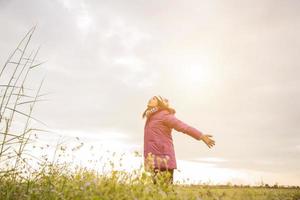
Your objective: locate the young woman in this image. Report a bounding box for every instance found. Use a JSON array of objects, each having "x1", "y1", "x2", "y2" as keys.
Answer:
[{"x1": 142, "y1": 95, "x2": 215, "y2": 184}]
